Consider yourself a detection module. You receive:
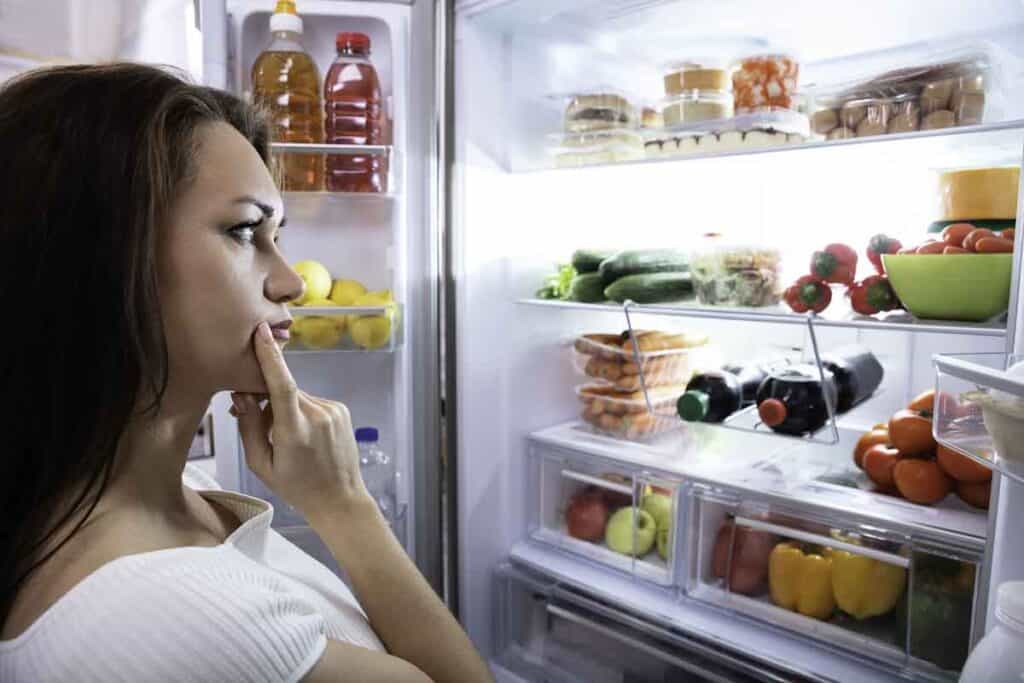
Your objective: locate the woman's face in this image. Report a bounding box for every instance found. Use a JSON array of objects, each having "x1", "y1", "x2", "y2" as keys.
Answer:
[{"x1": 157, "y1": 121, "x2": 304, "y2": 396}]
